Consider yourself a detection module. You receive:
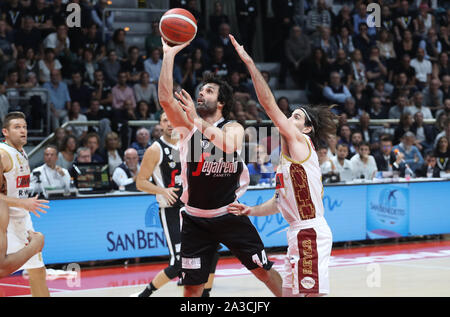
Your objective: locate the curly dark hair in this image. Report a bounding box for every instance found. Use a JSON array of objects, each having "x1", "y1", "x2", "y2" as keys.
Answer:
[
  {"x1": 201, "y1": 73, "x2": 234, "y2": 120},
  {"x1": 298, "y1": 105, "x2": 337, "y2": 149}
]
